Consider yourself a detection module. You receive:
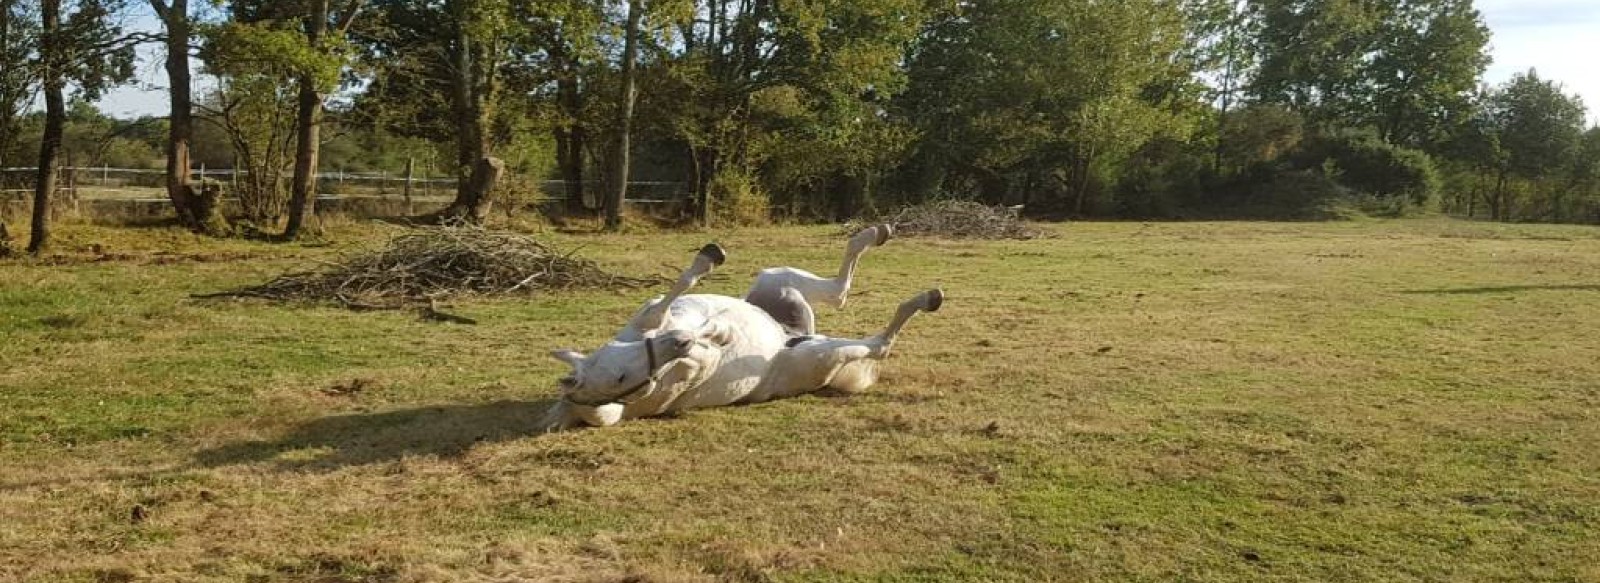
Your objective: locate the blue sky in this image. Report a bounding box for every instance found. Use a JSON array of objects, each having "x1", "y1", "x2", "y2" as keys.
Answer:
[{"x1": 96, "y1": 1, "x2": 1600, "y2": 123}]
